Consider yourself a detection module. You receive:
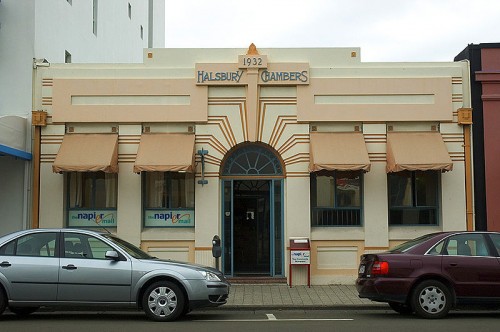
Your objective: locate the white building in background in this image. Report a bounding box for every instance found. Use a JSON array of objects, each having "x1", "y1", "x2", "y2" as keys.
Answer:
[{"x1": 0, "y1": 0, "x2": 165, "y2": 235}]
